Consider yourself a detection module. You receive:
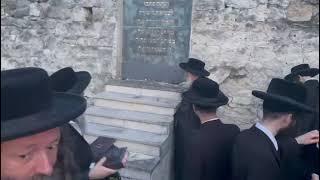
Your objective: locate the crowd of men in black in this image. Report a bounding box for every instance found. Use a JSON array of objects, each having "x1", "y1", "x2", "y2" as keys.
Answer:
[
  {"x1": 1, "y1": 59, "x2": 319, "y2": 180},
  {"x1": 174, "y1": 59, "x2": 319, "y2": 180}
]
